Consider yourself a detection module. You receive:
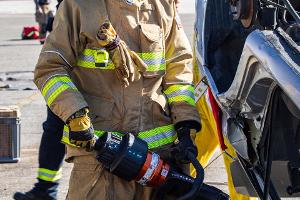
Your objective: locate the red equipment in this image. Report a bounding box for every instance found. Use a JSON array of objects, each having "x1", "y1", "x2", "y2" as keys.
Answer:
[
  {"x1": 21, "y1": 26, "x2": 39, "y2": 40},
  {"x1": 94, "y1": 132, "x2": 229, "y2": 200}
]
